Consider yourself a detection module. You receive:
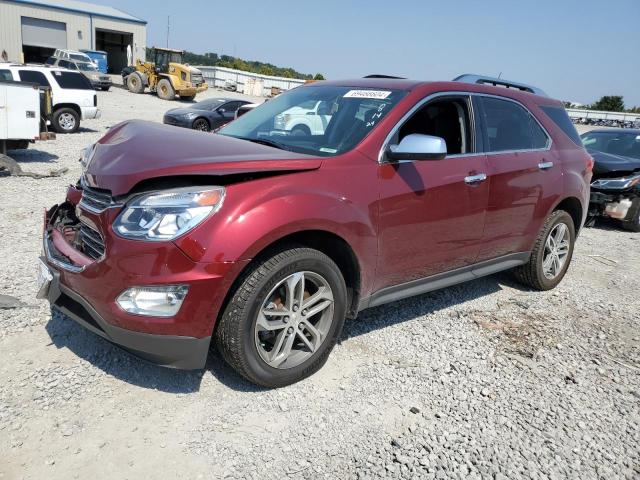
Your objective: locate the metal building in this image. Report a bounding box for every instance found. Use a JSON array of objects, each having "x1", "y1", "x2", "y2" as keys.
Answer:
[{"x1": 0, "y1": 0, "x2": 146, "y2": 73}]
